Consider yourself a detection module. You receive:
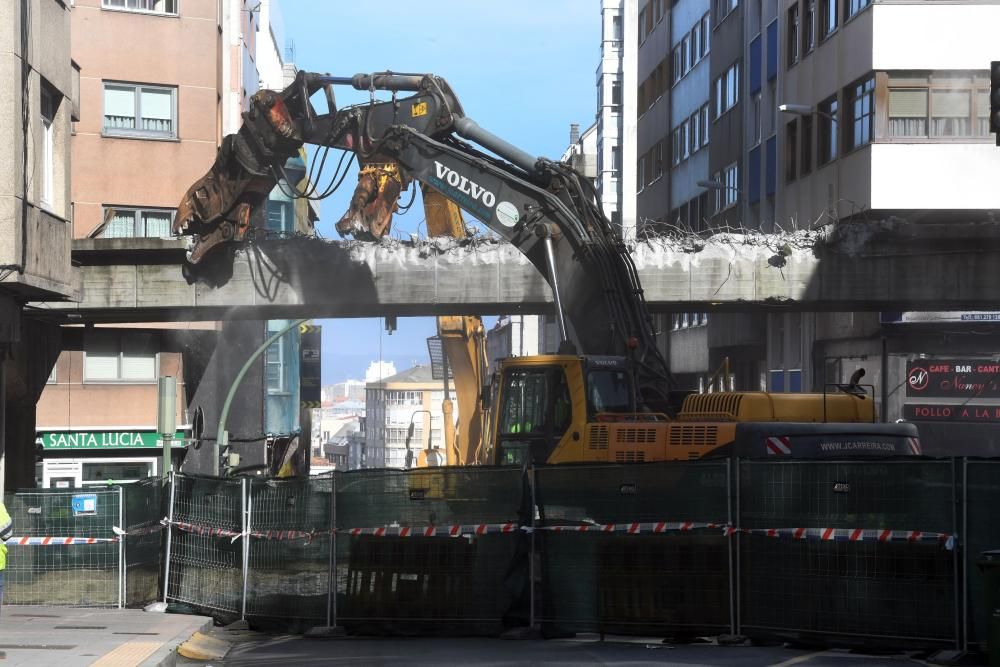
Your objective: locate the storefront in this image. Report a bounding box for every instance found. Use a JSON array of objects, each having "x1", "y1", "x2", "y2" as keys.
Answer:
[{"x1": 35, "y1": 429, "x2": 186, "y2": 488}]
